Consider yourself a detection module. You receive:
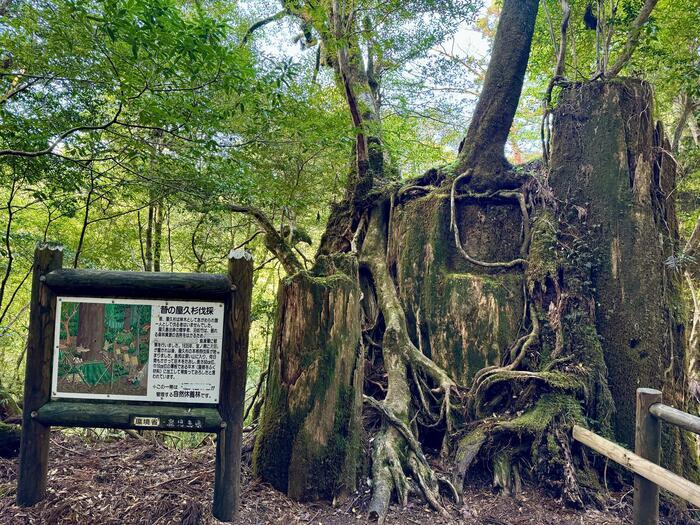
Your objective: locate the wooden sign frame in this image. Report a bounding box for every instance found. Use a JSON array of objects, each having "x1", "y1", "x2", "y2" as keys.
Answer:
[{"x1": 16, "y1": 244, "x2": 253, "y2": 522}]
